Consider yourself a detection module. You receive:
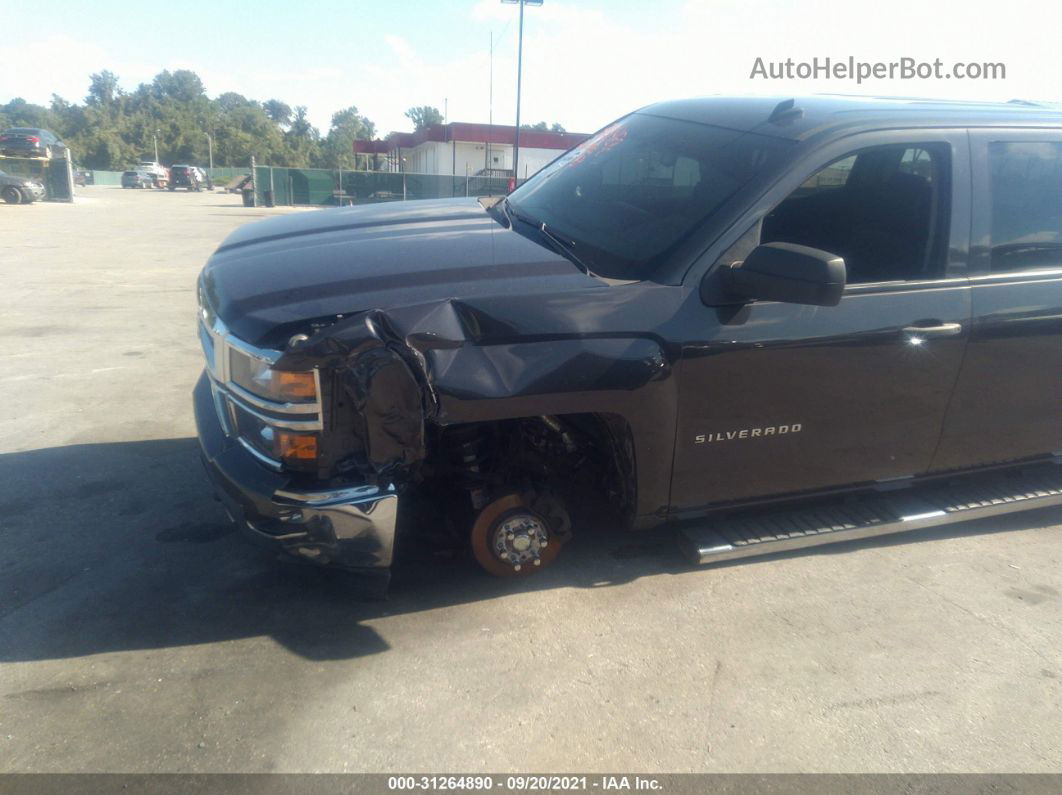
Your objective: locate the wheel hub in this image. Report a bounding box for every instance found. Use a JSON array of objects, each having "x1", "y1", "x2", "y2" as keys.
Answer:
[{"x1": 491, "y1": 512, "x2": 549, "y2": 572}]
